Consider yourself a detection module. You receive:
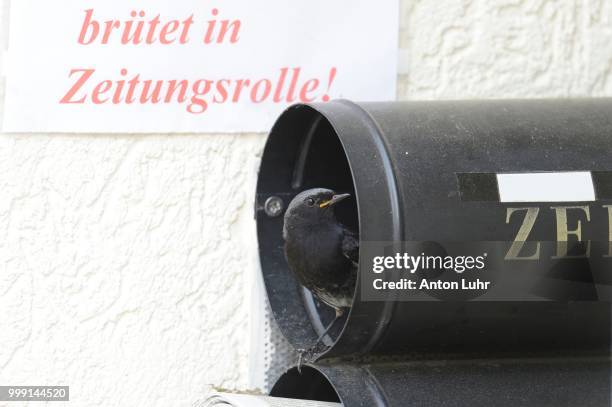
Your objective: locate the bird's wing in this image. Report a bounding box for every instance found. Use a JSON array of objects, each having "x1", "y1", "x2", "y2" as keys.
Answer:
[{"x1": 342, "y1": 228, "x2": 359, "y2": 265}]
